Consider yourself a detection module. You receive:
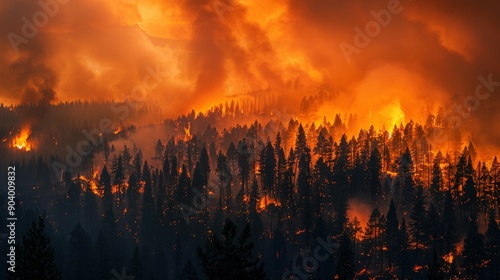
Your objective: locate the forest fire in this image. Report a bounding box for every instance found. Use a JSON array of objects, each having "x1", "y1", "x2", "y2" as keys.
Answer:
[
  {"x1": 13, "y1": 127, "x2": 31, "y2": 151},
  {"x1": 443, "y1": 252, "x2": 454, "y2": 264},
  {"x1": 258, "y1": 195, "x2": 281, "y2": 212},
  {"x1": 2, "y1": 0, "x2": 500, "y2": 278},
  {"x1": 413, "y1": 265, "x2": 424, "y2": 272},
  {"x1": 78, "y1": 175, "x2": 102, "y2": 196},
  {"x1": 113, "y1": 127, "x2": 123, "y2": 135}
]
